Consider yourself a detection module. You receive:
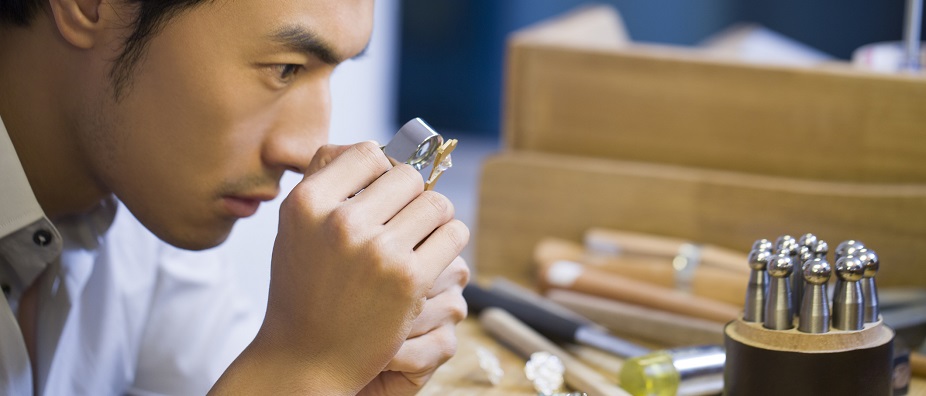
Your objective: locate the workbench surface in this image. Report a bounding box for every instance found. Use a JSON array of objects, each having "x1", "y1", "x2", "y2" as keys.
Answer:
[{"x1": 420, "y1": 317, "x2": 926, "y2": 395}]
